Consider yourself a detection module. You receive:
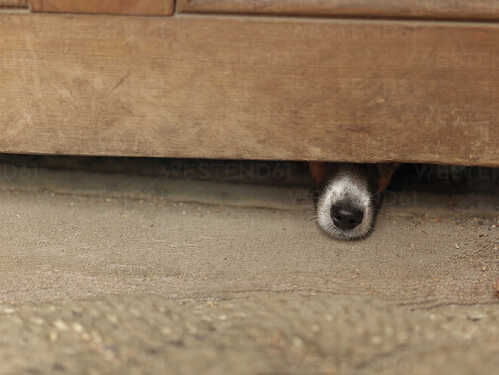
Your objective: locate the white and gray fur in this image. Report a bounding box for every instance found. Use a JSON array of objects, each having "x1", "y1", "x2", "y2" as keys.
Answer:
[{"x1": 315, "y1": 164, "x2": 379, "y2": 240}]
